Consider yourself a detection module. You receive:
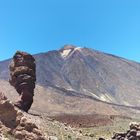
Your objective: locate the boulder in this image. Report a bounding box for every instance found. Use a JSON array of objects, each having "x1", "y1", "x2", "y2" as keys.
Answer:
[{"x1": 0, "y1": 92, "x2": 47, "y2": 140}]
